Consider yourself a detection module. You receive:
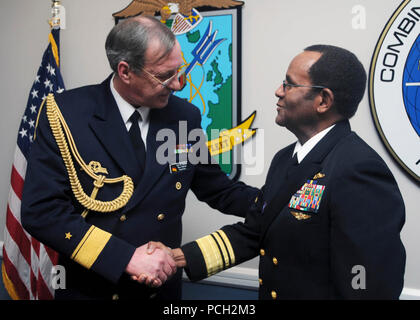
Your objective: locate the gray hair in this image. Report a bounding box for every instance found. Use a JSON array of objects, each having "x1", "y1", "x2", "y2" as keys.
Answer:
[{"x1": 105, "y1": 16, "x2": 176, "y2": 74}]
